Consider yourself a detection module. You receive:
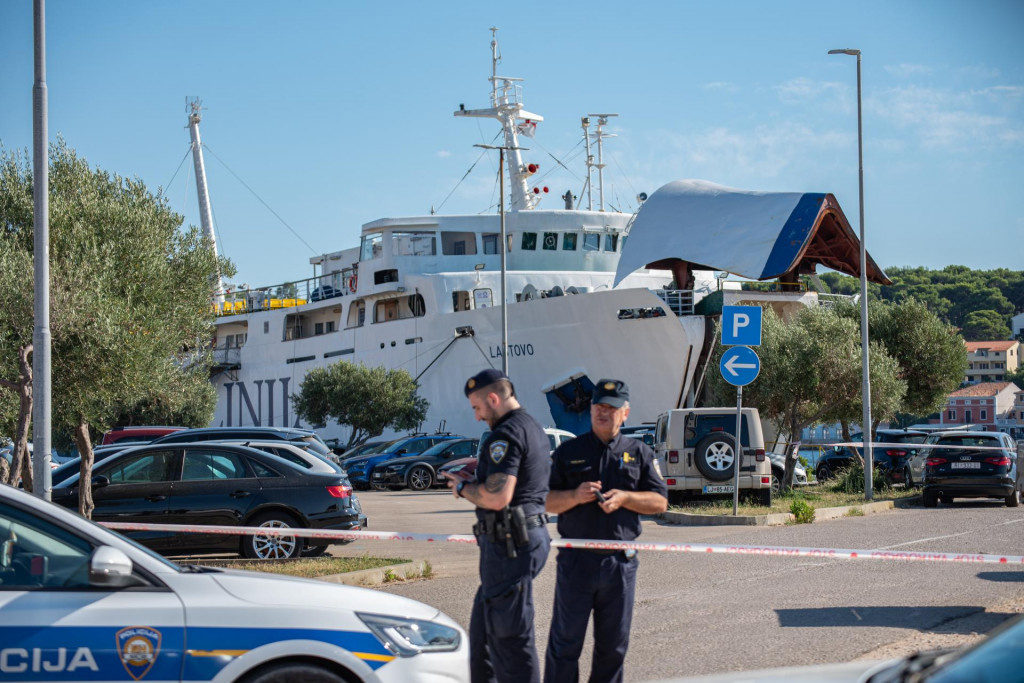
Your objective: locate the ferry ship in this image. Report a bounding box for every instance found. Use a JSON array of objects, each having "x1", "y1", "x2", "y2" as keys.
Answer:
[{"x1": 203, "y1": 31, "x2": 888, "y2": 444}]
